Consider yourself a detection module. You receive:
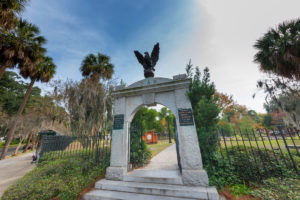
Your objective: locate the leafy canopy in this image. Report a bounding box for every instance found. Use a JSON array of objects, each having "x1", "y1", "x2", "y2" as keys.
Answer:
[
  {"x1": 186, "y1": 61, "x2": 220, "y2": 161},
  {"x1": 0, "y1": 71, "x2": 41, "y2": 116},
  {"x1": 254, "y1": 19, "x2": 300, "y2": 80},
  {"x1": 0, "y1": 0, "x2": 28, "y2": 30},
  {"x1": 80, "y1": 53, "x2": 114, "y2": 83}
]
